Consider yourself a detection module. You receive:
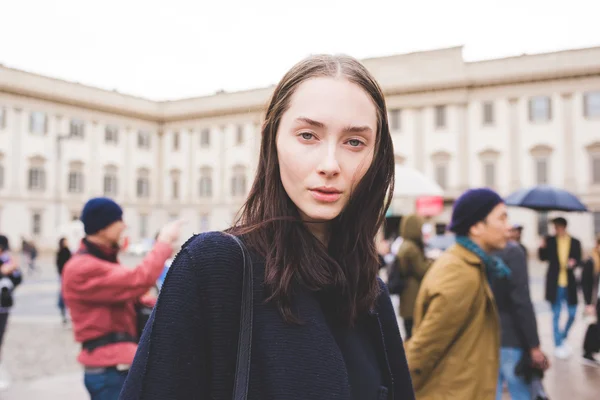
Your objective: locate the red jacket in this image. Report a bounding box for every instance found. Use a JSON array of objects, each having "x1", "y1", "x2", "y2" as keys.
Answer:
[{"x1": 62, "y1": 240, "x2": 172, "y2": 367}]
